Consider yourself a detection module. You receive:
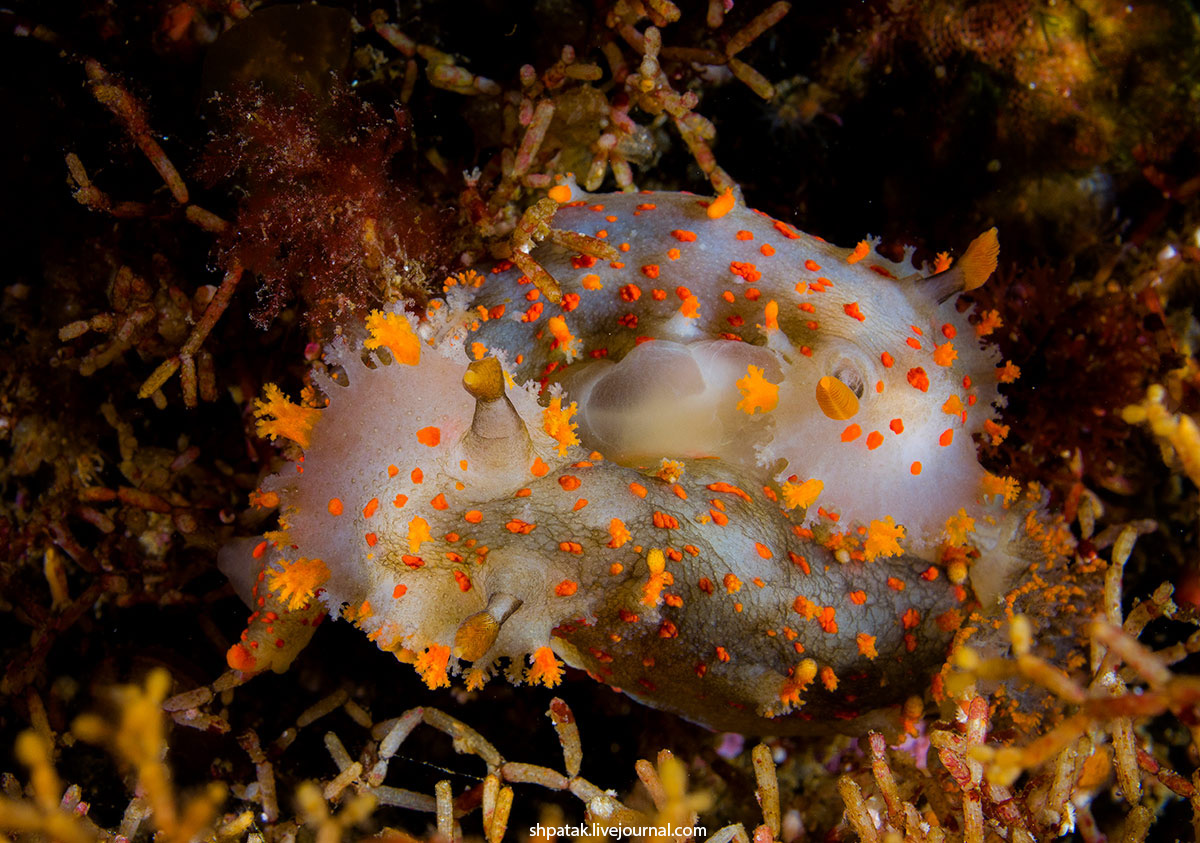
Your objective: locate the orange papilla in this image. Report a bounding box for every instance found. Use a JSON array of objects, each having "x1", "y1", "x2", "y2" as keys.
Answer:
[
  {"x1": 706, "y1": 482, "x2": 751, "y2": 501},
  {"x1": 707, "y1": 189, "x2": 735, "y2": 219},
  {"x1": 906, "y1": 368, "x2": 930, "y2": 392}
]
